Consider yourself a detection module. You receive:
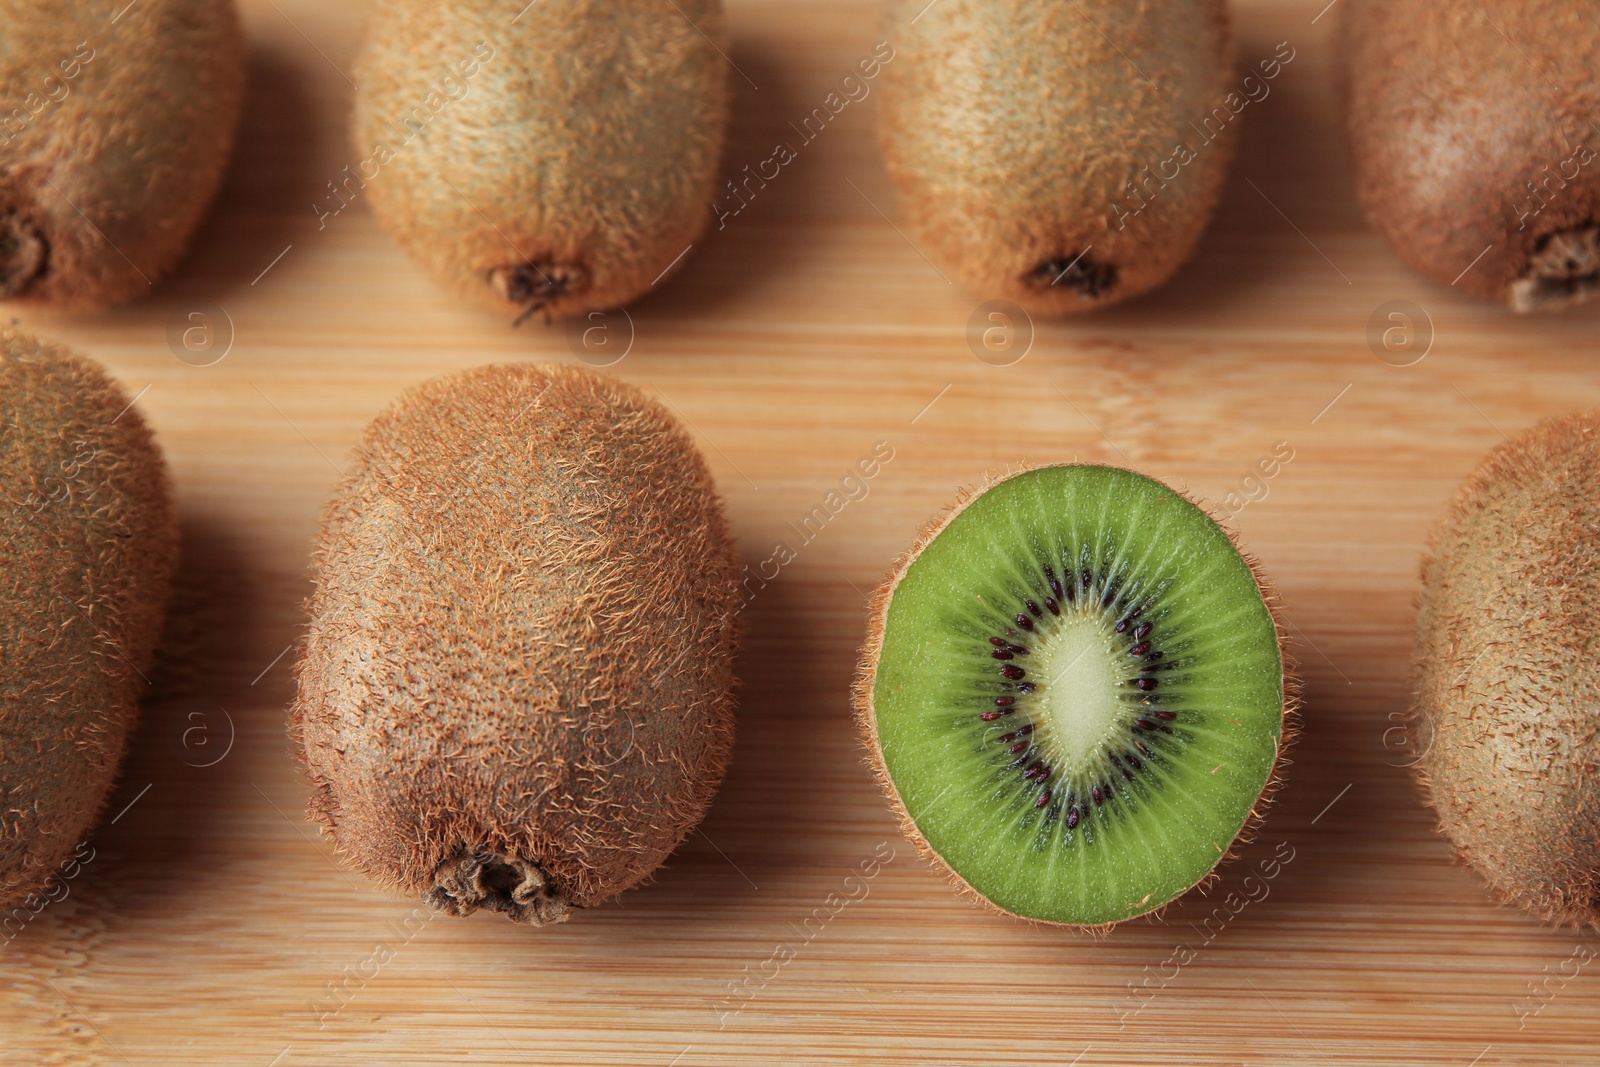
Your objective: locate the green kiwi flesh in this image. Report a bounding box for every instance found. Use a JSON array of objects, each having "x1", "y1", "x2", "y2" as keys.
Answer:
[{"x1": 857, "y1": 466, "x2": 1285, "y2": 926}]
